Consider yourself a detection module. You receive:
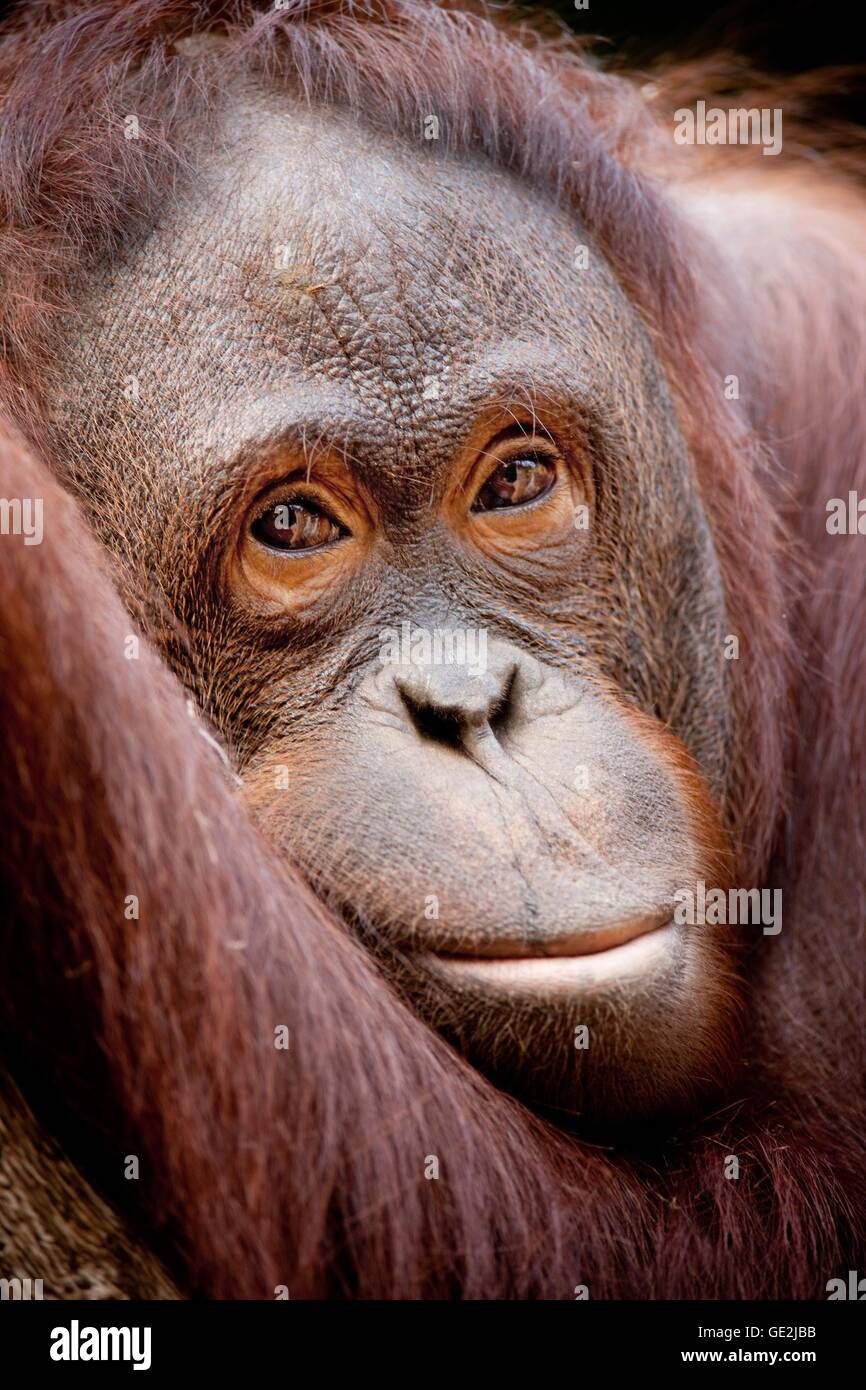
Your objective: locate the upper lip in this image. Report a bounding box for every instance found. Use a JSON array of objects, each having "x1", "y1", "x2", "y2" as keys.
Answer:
[{"x1": 430, "y1": 911, "x2": 673, "y2": 960}]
